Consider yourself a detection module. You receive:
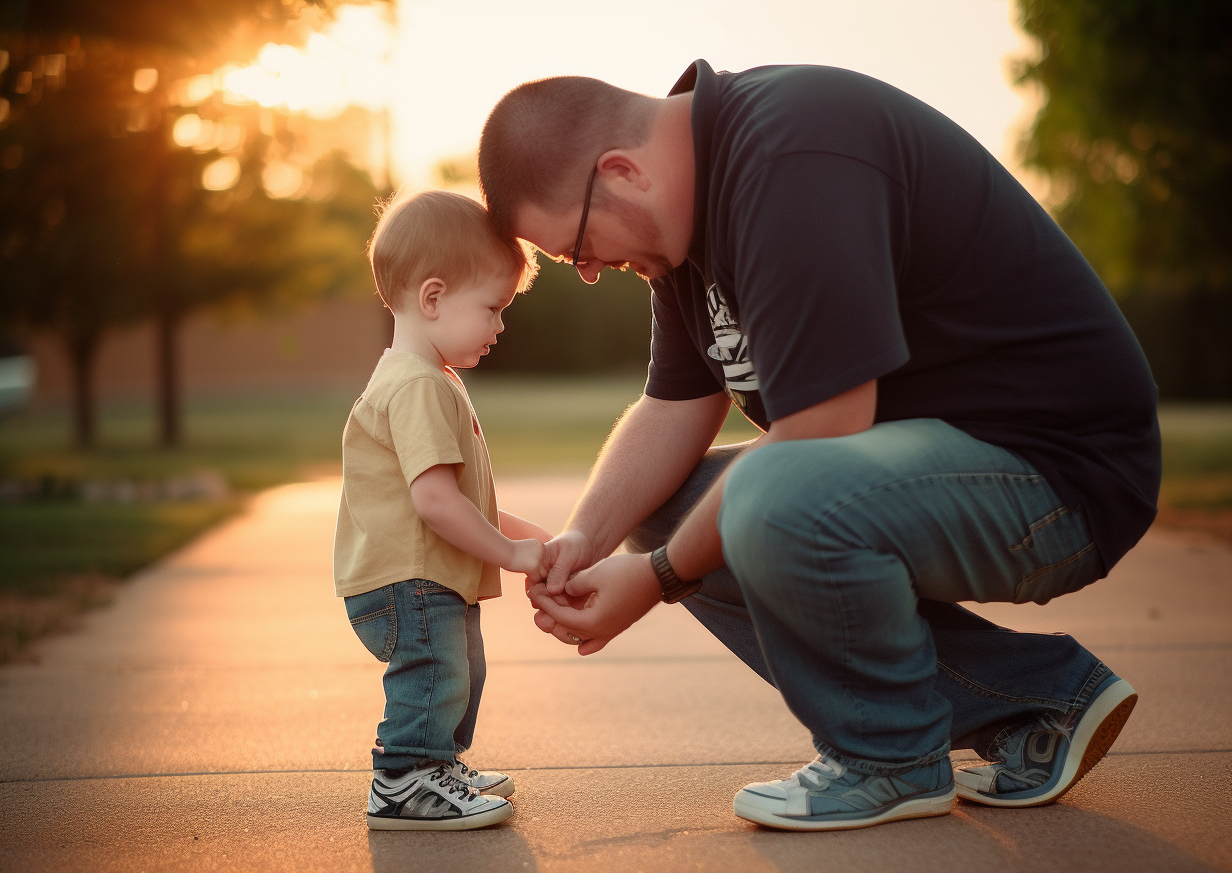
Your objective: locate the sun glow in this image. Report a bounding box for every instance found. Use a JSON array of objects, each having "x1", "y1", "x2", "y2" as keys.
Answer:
[{"x1": 219, "y1": 4, "x2": 394, "y2": 119}]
